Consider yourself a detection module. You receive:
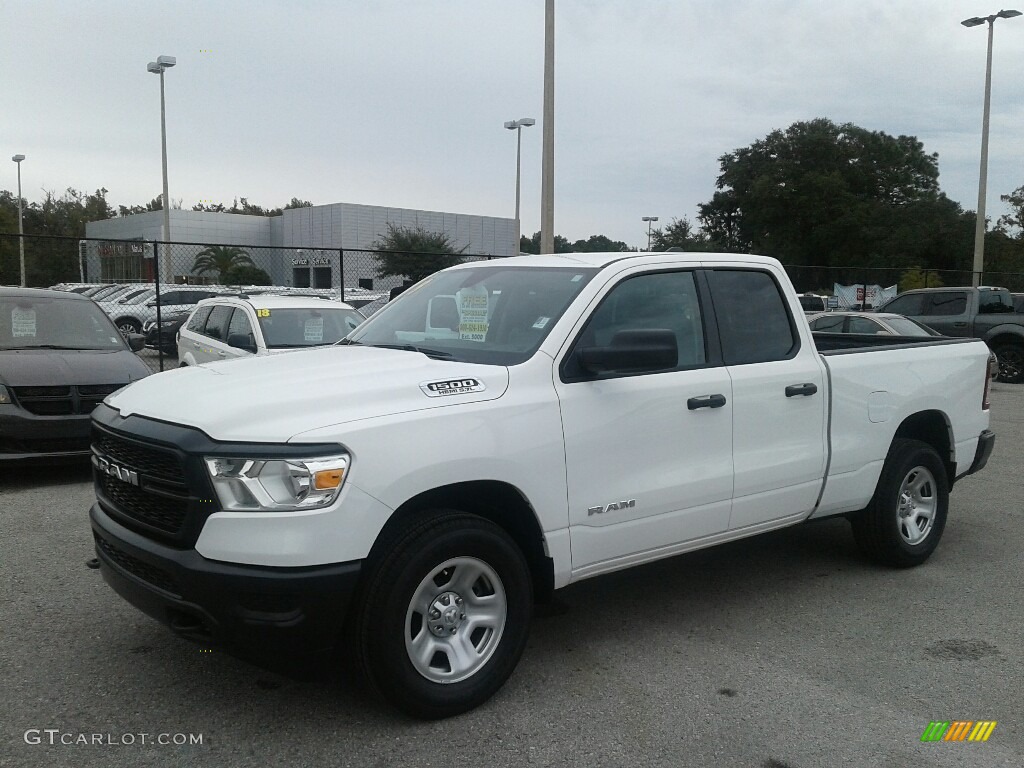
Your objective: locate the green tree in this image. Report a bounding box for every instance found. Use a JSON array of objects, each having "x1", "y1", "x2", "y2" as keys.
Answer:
[
  {"x1": 519, "y1": 231, "x2": 571, "y2": 254},
  {"x1": 373, "y1": 224, "x2": 466, "y2": 283},
  {"x1": 696, "y1": 118, "x2": 966, "y2": 276},
  {"x1": 221, "y1": 264, "x2": 272, "y2": 286},
  {"x1": 568, "y1": 234, "x2": 633, "y2": 252},
  {"x1": 650, "y1": 217, "x2": 709, "y2": 252},
  {"x1": 191, "y1": 245, "x2": 255, "y2": 281},
  {"x1": 997, "y1": 184, "x2": 1024, "y2": 238},
  {"x1": 898, "y1": 266, "x2": 945, "y2": 292}
]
